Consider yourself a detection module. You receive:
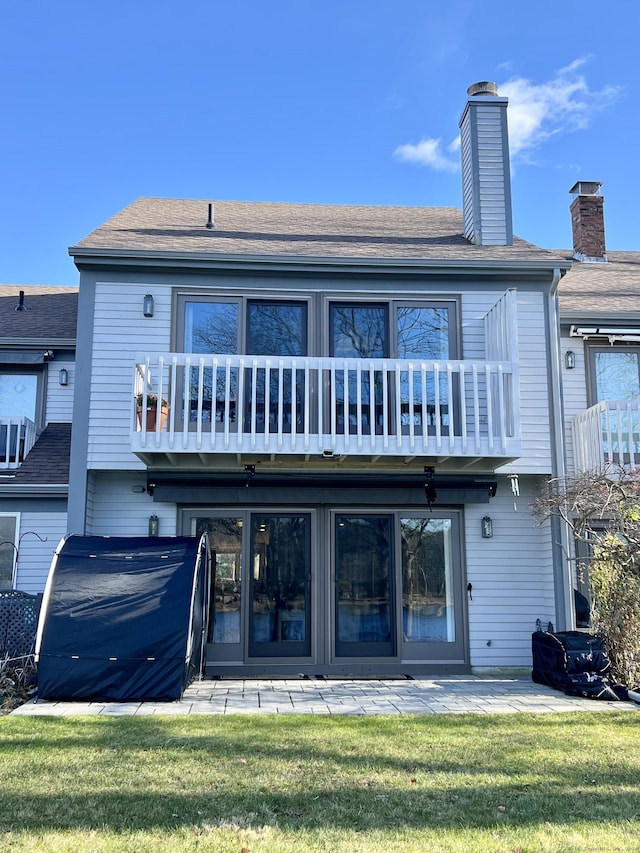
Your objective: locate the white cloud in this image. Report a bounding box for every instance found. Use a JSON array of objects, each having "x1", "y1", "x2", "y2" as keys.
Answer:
[
  {"x1": 393, "y1": 137, "x2": 459, "y2": 172},
  {"x1": 393, "y1": 60, "x2": 622, "y2": 171},
  {"x1": 502, "y1": 63, "x2": 621, "y2": 161}
]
